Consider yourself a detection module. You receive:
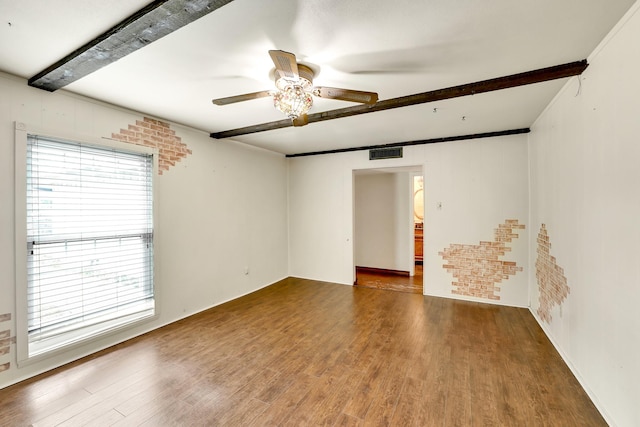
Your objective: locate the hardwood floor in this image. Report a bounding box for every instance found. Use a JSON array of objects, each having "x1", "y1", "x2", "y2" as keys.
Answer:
[
  {"x1": 355, "y1": 265, "x2": 423, "y2": 294},
  {"x1": 0, "y1": 277, "x2": 604, "y2": 426}
]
